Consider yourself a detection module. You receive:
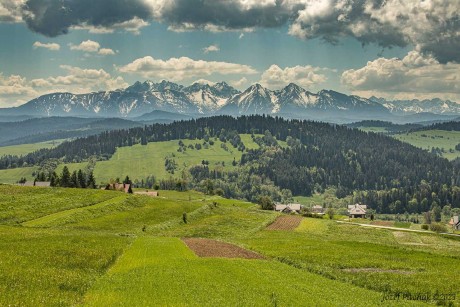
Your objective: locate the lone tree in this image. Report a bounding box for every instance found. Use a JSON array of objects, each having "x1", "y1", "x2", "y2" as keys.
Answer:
[
  {"x1": 326, "y1": 208, "x2": 335, "y2": 220},
  {"x1": 259, "y1": 196, "x2": 274, "y2": 210}
]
